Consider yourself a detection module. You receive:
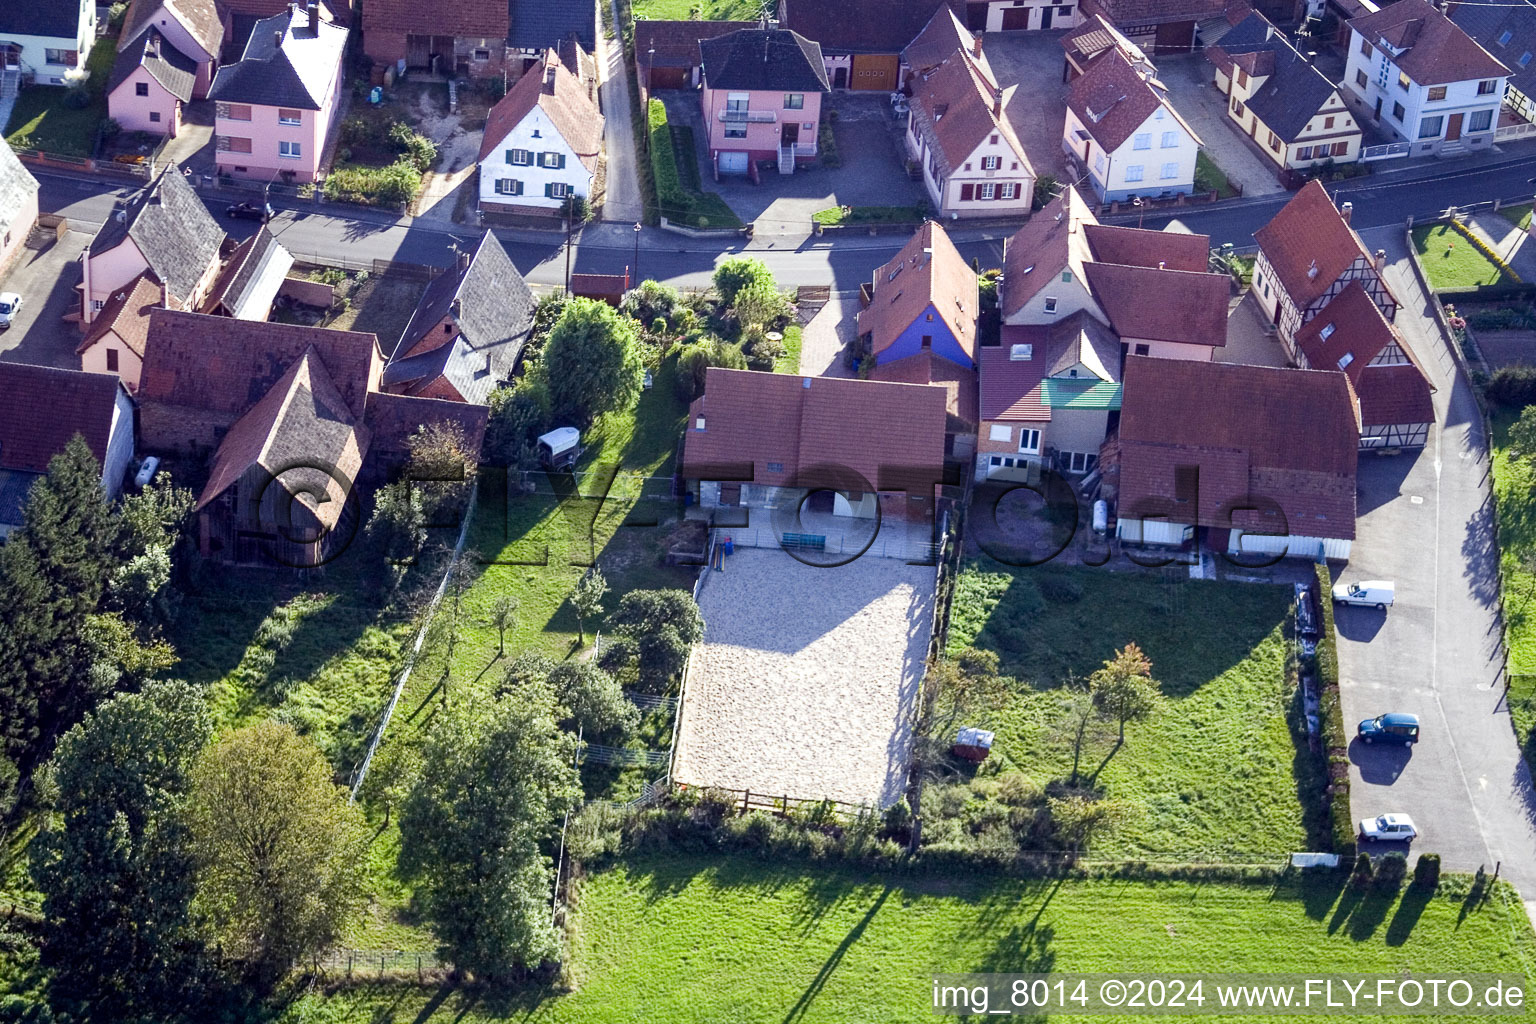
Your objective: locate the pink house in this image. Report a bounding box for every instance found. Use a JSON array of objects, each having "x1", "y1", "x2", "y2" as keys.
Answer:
[
  {"x1": 698, "y1": 27, "x2": 829, "y2": 177},
  {"x1": 106, "y1": 30, "x2": 197, "y2": 137},
  {"x1": 0, "y1": 140, "x2": 41, "y2": 281},
  {"x1": 208, "y1": 2, "x2": 348, "y2": 184},
  {"x1": 117, "y1": 0, "x2": 223, "y2": 98}
]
